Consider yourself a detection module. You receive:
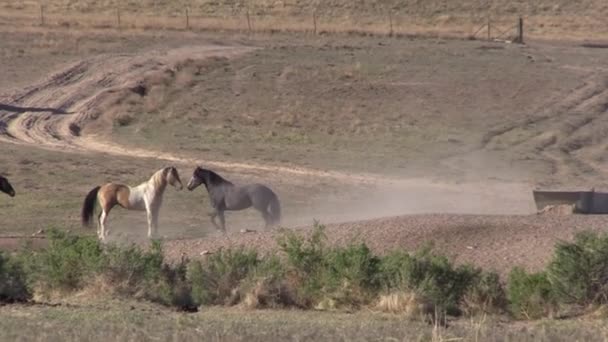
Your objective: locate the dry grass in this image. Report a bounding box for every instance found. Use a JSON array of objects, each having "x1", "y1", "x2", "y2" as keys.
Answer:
[
  {"x1": 2, "y1": 299, "x2": 607, "y2": 342},
  {"x1": 241, "y1": 278, "x2": 293, "y2": 309},
  {"x1": 375, "y1": 291, "x2": 434, "y2": 318},
  {"x1": 1, "y1": 4, "x2": 608, "y2": 41}
]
